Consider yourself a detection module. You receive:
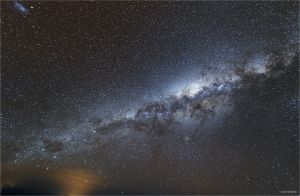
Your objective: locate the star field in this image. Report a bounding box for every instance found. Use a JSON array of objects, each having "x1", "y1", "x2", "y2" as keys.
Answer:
[{"x1": 1, "y1": 1, "x2": 299, "y2": 195}]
